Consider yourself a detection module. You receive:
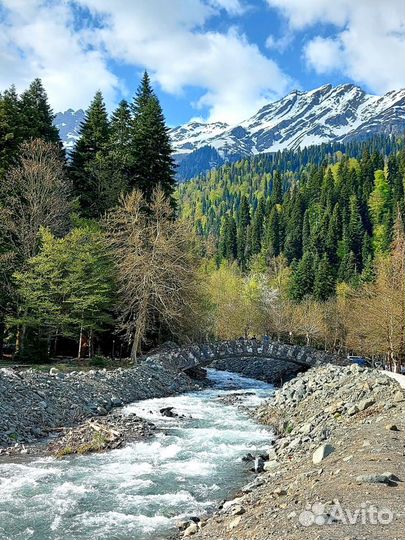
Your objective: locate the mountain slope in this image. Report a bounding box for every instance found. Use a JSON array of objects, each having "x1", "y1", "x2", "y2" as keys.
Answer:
[{"x1": 172, "y1": 84, "x2": 405, "y2": 160}]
